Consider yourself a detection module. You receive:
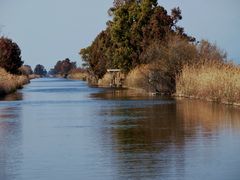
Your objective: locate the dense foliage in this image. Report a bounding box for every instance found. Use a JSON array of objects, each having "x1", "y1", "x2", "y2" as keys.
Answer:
[
  {"x1": 80, "y1": 0, "x2": 228, "y2": 93},
  {"x1": 80, "y1": 0, "x2": 194, "y2": 79},
  {"x1": 34, "y1": 64, "x2": 47, "y2": 76},
  {"x1": 0, "y1": 37, "x2": 23, "y2": 74},
  {"x1": 52, "y1": 58, "x2": 76, "y2": 75}
]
